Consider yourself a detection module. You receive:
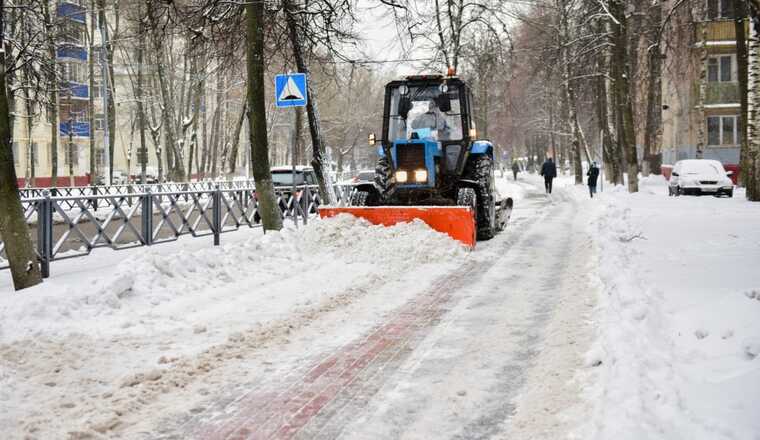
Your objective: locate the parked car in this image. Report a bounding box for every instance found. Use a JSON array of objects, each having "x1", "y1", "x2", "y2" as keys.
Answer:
[
  {"x1": 352, "y1": 169, "x2": 376, "y2": 184},
  {"x1": 112, "y1": 170, "x2": 129, "y2": 185},
  {"x1": 253, "y1": 166, "x2": 318, "y2": 223},
  {"x1": 270, "y1": 166, "x2": 318, "y2": 187},
  {"x1": 668, "y1": 159, "x2": 734, "y2": 197}
]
